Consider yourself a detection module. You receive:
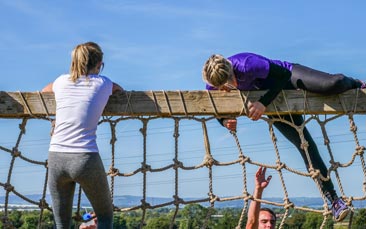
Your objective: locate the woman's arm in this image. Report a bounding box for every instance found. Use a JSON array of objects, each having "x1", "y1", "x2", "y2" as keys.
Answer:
[
  {"x1": 112, "y1": 82, "x2": 123, "y2": 93},
  {"x1": 258, "y1": 63, "x2": 291, "y2": 107},
  {"x1": 248, "y1": 63, "x2": 291, "y2": 121},
  {"x1": 42, "y1": 83, "x2": 54, "y2": 92}
]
